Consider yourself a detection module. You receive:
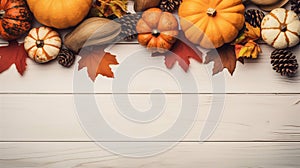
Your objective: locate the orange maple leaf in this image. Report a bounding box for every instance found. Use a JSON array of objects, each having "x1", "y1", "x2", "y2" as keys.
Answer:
[
  {"x1": 205, "y1": 44, "x2": 237, "y2": 75},
  {"x1": 78, "y1": 46, "x2": 119, "y2": 81}
]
